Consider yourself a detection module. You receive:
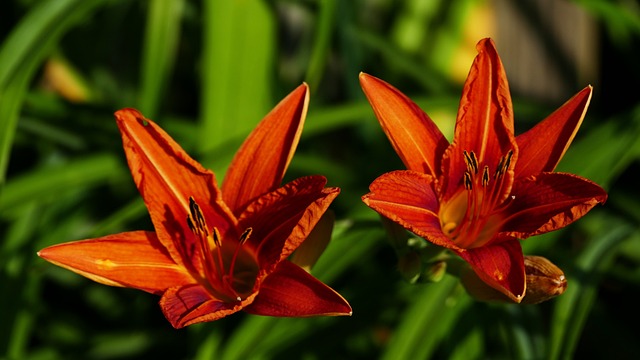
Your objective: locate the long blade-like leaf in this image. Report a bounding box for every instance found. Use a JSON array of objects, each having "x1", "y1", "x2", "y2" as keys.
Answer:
[
  {"x1": 199, "y1": 0, "x2": 274, "y2": 154},
  {"x1": 548, "y1": 216, "x2": 634, "y2": 360},
  {"x1": 0, "y1": 0, "x2": 110, "y2": 184}
]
